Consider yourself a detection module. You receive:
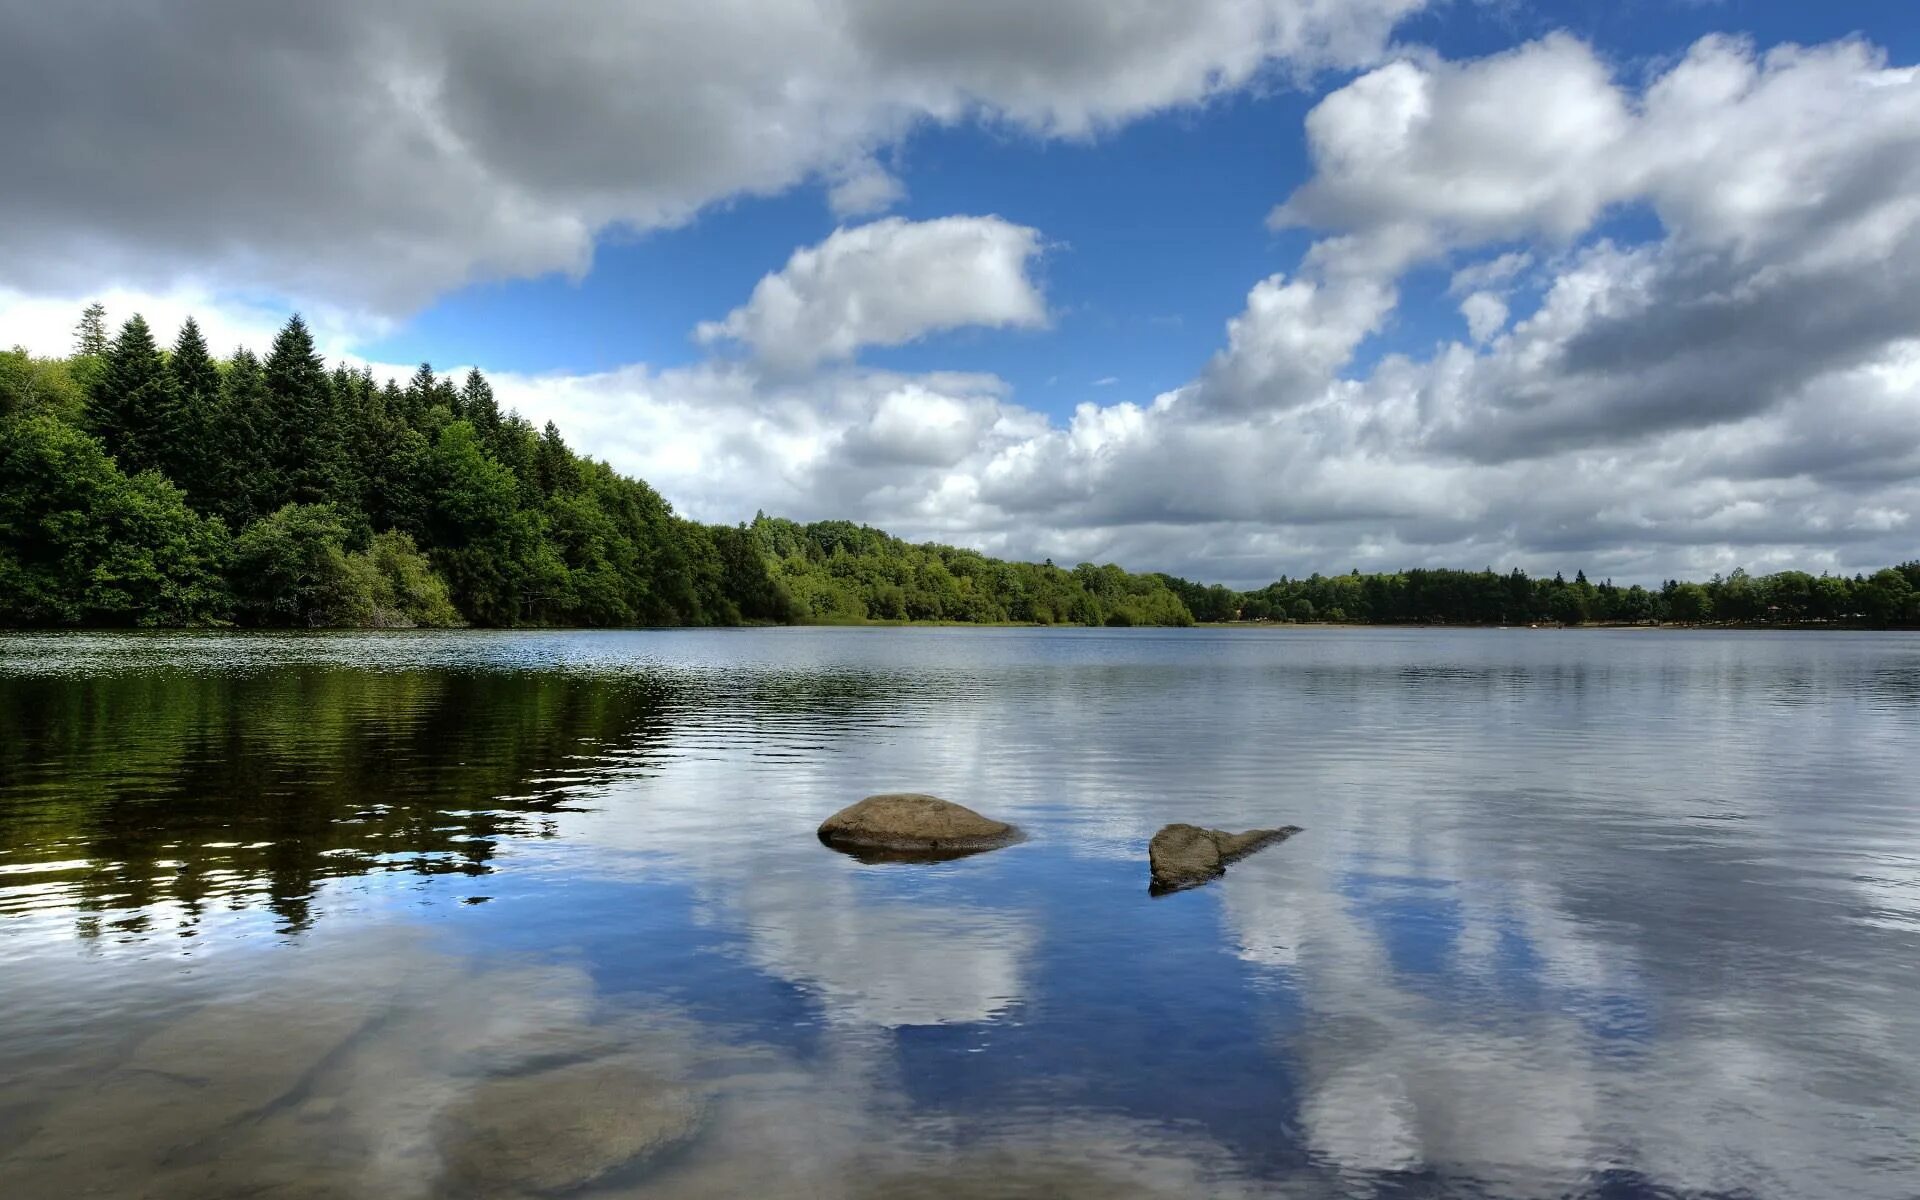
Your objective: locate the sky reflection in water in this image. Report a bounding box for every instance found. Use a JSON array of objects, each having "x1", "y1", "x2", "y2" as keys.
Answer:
[{"x1": 2, "y1": 627, "x2": 1919, "y2": 1198}]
